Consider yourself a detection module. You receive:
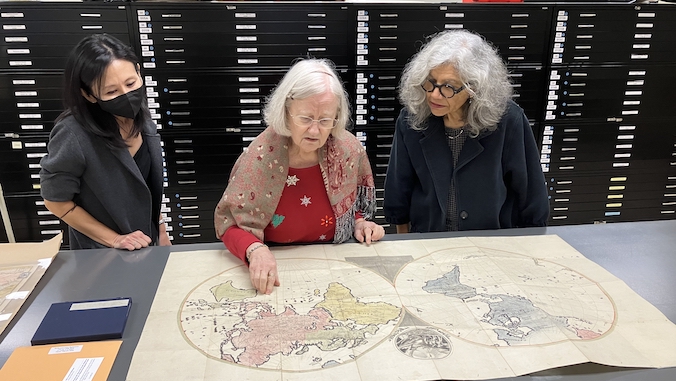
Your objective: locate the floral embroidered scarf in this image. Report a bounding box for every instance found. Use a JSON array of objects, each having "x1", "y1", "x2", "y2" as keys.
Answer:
[{"x1": 215, "y1": 127, "x2": 376, "y2": 243}]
